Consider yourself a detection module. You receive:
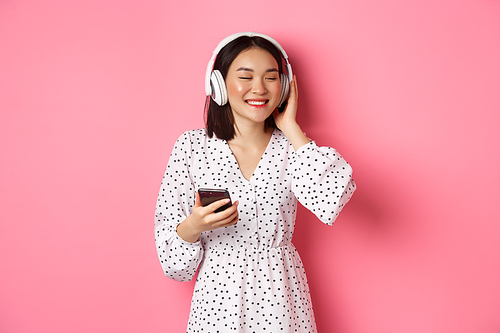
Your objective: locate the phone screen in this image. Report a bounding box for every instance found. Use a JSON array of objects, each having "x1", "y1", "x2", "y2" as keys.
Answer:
[{"x1": 198, "y1": 188, "x2": 232, "y2": 213}]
